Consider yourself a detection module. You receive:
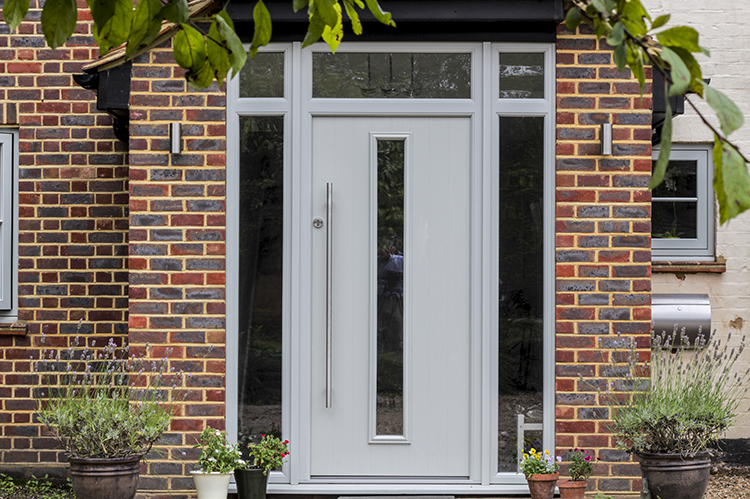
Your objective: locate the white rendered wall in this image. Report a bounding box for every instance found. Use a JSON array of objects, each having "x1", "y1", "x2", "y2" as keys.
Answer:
[{"x1": 644, "y1": 0, "x2": 750, "y2": 439}]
